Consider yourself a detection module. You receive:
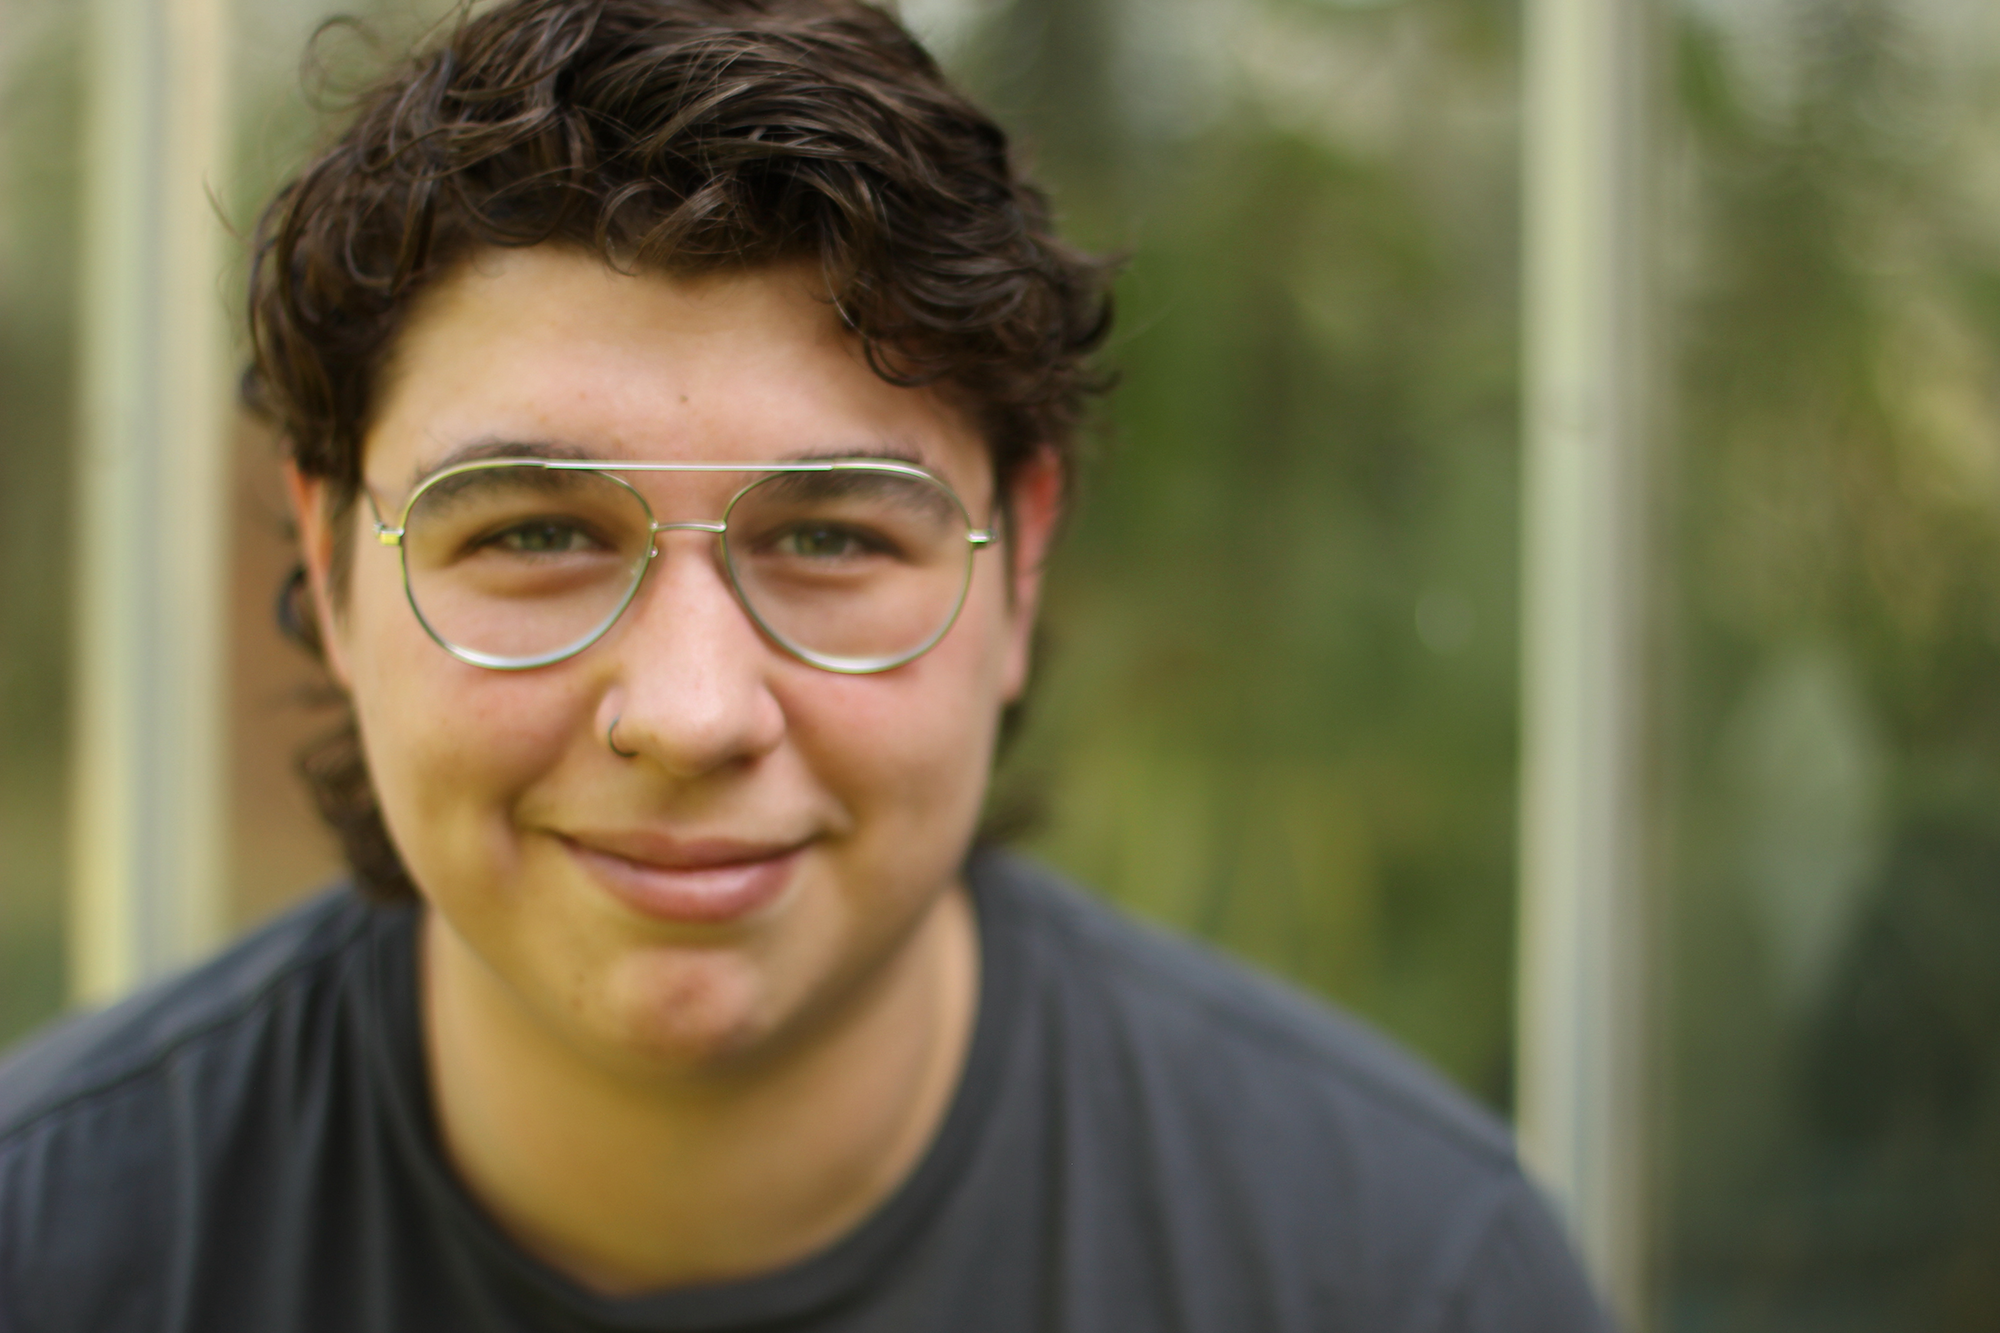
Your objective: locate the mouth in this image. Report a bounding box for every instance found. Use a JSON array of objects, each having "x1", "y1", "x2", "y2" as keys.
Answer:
[{"x1": 558, "y1": 832, "x2": 809, "y2": 925}]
